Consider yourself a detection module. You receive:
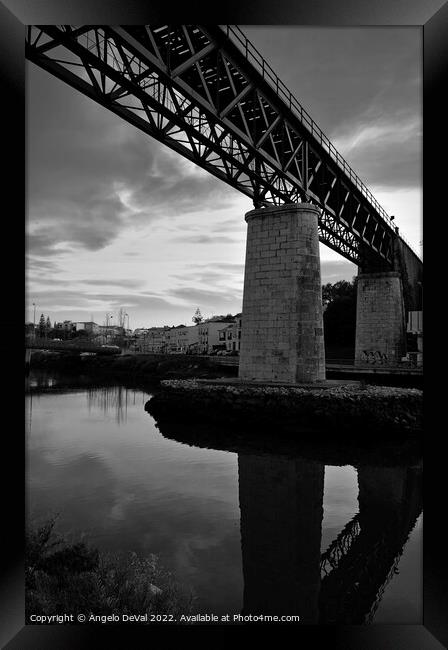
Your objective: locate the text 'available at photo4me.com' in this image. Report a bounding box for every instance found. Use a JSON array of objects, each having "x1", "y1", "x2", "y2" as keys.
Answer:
[{"x1": 28, "y1": 613, "x2": 302, "y2": 624}]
